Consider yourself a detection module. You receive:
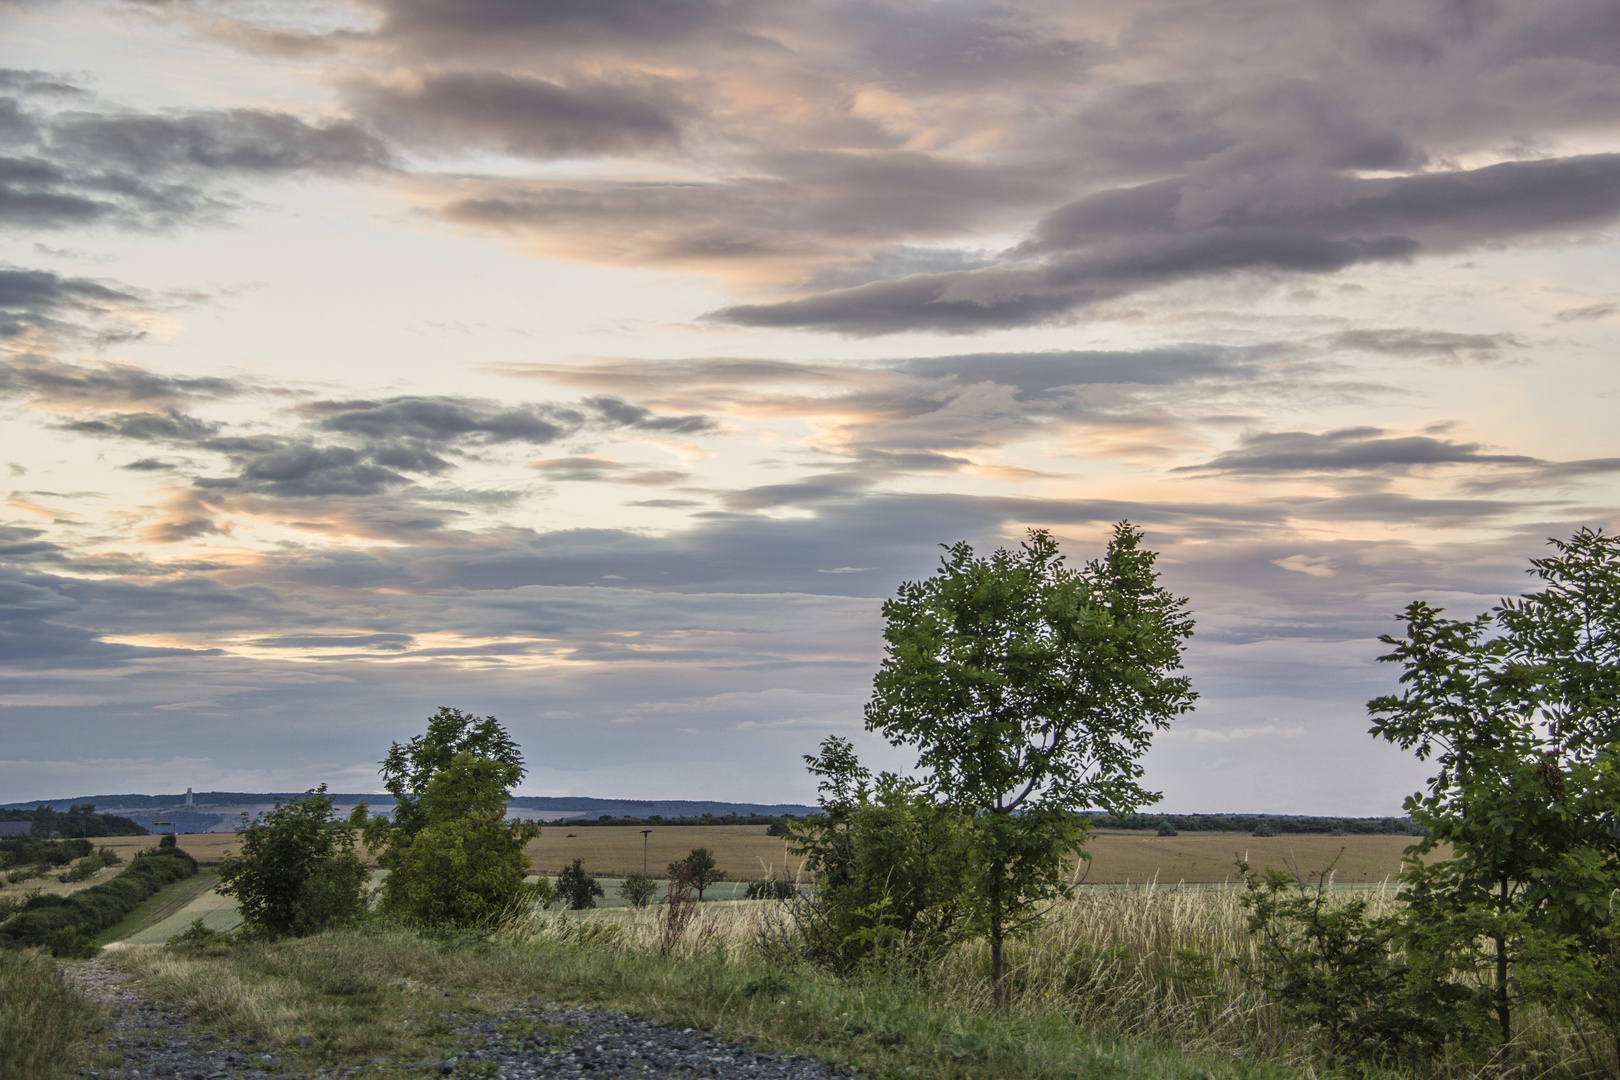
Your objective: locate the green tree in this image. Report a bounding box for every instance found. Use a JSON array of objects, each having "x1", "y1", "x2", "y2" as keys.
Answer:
[
  {"x1": 374, "y1": 707, "x2": 525, "y2": 848},
  {"x1": 216, "y1": 785, "x2": 369, "y2": 939},
  {"x1": 557, "y1": 858, "x2": 604, "y2": 909},
  {"x1": 617, "y1": 871, "x2": 658, "y2": 908},
  {"x1": 865, "y1": 524, "x2": 1195, "y2": 1006},
  {"x1": 367, "y1": 710, "x2": 539, "y2": 926},
  {"x1": 667, "y1": 847, "x2": 727, "y2": 901},
  {"x1": 1369, "y1": 530, "x2": 1620, "y2": 1058}
]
